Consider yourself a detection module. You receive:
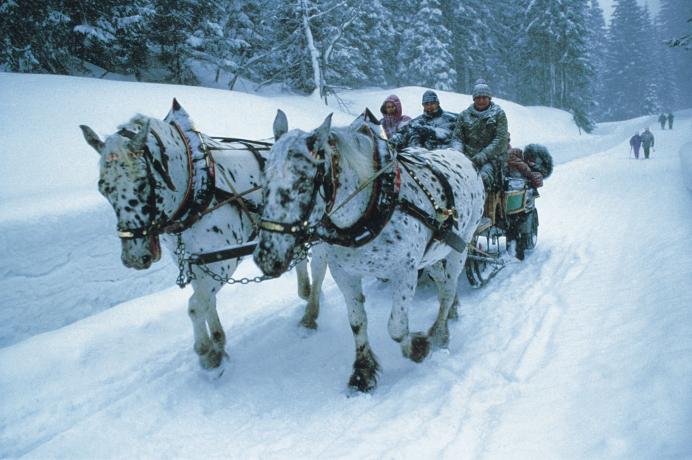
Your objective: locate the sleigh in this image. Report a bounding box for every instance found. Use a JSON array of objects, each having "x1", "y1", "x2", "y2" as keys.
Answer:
[{"x1": 465, "y1": 176, "x2": 540, "y2": 287}]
